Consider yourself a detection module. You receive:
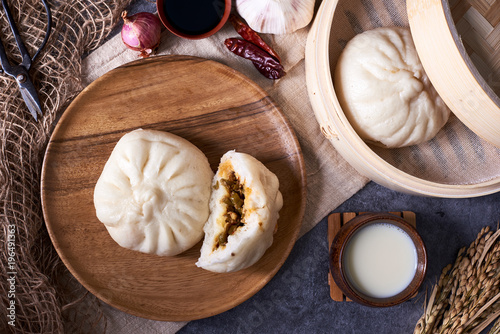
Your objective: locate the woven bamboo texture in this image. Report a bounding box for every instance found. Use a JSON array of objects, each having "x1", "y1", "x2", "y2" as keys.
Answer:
[{"x1": 451, "y1": 0, "x2": 500, "y2": 96}]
